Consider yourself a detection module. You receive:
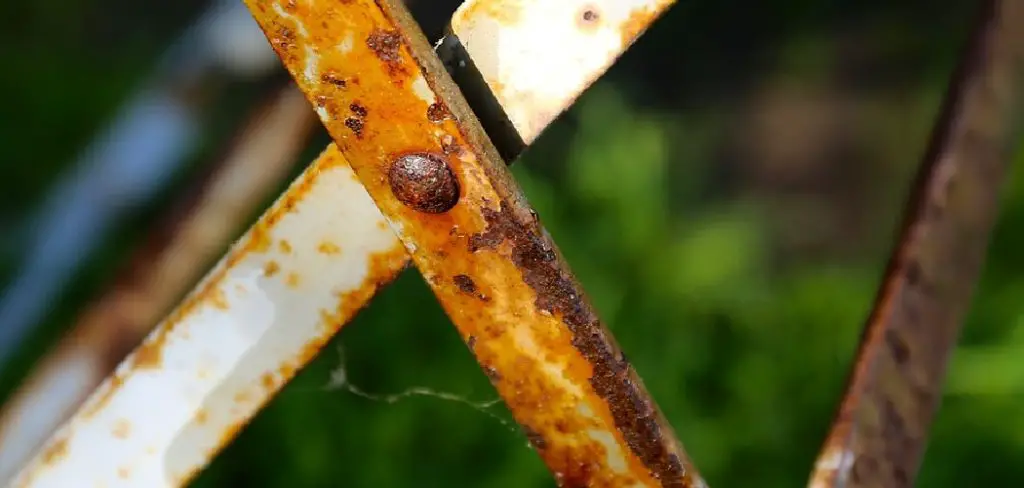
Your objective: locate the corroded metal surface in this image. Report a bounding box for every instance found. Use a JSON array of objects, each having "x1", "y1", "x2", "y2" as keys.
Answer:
[
  {"x1": 0, "y1": 86, "x2": 316, "y2": 485},
  {"x1": 245, "y1": 0, "x2": 700, "y2": 486},
  {"x1": 448, "y1": 0, "x2": 676, "y2": 147},
  {"x1": 10, "y1": 0, "x2": 683, "y2": 485},
  {"x1": 808, "y1": 1, "x2": 1024, "y2": 487},
  {"x1": 8, "y1": 146, "x2": 409, "y2": 487}
]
